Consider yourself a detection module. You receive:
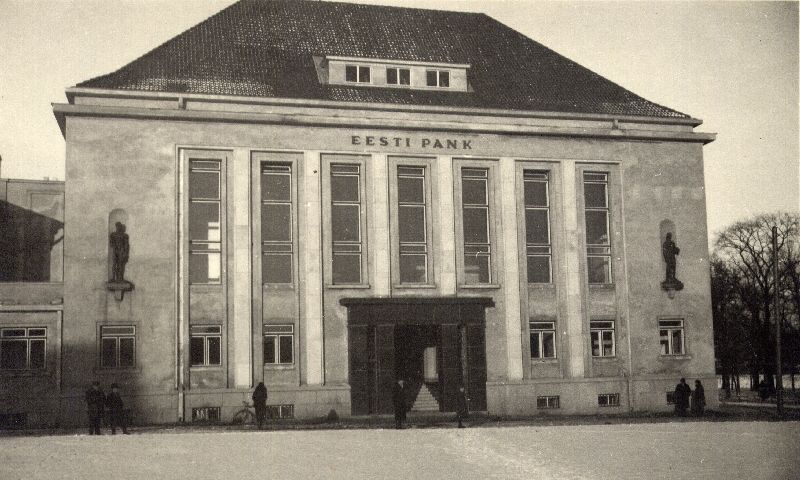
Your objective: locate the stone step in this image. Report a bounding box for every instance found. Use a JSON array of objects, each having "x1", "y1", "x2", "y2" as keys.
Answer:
[{"x1": 411, "y1": 383, "x2": 440, "y2": 412}]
